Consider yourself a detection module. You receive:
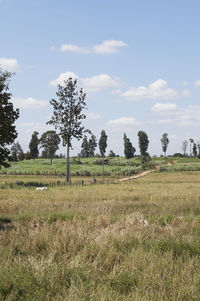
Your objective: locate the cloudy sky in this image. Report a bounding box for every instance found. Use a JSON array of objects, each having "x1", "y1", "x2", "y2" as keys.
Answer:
[{"x1": 1, "y1": 0, "x2": 200, "y2": 156}]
